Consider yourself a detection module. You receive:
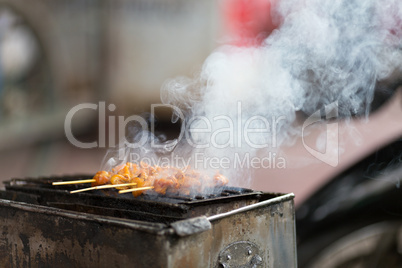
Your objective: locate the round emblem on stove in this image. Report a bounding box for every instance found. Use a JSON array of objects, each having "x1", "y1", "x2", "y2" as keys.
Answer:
[{"x1": 218, "y1": 241, "x2": 263, "y2": 268}]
